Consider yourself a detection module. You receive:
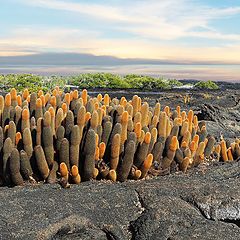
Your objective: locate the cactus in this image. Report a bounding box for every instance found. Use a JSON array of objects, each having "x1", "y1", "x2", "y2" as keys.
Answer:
[
  {"x1": 10, "y1": 88, "x2": 18, "y2": 107},
  {"x1": 2, "y1": 93, "x2": 11, "y2": 126},
  {"x1": 48, "y1": 107, "x2": 56, "y2": 136},
  {"x1": 9, "y1": 148, "x2": 24, "y2": 186},
  {"x1": 59, "y1": 138, "x2": 70, "y2": 170},
  {"x1": 158, "y1": 112, "x2": 167, "y2": 138},
  {"x1": 134, "y1": 132, "x2": 151, "y2": 168},
  {"x1": 47, "y1": 161, "x2": 58, "y2": 184},
  {"x1": 140, "y1": 153, "x2": 153, "y2": 178},
  {"x1": 161, "y1": 136, "x2": 178, "y2": 170},
  {"x1": 220, "y1": 139, "x2": 228, "y2": 162},
  {"x1": 0, "y1": 126, "x2": 3, "y2": 154},
  {"x1": 99, "y1": 142, "x2": 106, "y2": 159},
  {"x1": 3, "y1": 137, "x2": 13, "y2": 182},
  {"x1": 121, "y1": 111, "x2": 129, "y2": 145},
  {"x1": 141, "y1": 103, "x2": 149, "y2": 127},
  {"x1": 71, "y1": 165, "x2": 81, "y2": 184},
  {"x1": 35, "y1": 98, "x2": 43, "y2": 121},
  {"x1": 59, "y1": 162, "x2": 69, "y2": 181},
  {"x1": 90, "y1": 110, "x2": 99, "y2": 131},
  {"x1": 0, "y1": 87, "x2": 239, "y2": 186},
  {"x1": 204, "y1": 136, "x2": 216, "y2": 158},
  {"x1": 34, "y1": 145, "x2": 50, "y2": 180},
  {"x1": 65, "y1": 110, "x2": 74, "y2": 138},
  {"x1": 133, "y1": 112, "x2": 142, "y2": 128},
  {"x1": 235, "y1": 143, "x2": 240, "y2": 159},
  {"x1": 29, "y1": 92, "x2": 37, "y2": 116},
  {"x1": 213, "y1": 144, "x2": 221, "y2": 161},
  {"x1": 21, "y1": 108, "x2": 30, "y2": 132},
  {"x1": 179, "y1": 157, "x2": 190, "y2": 173},
  {"x1": 70, "y1": 125, "x2": 81, "y2": 167},
  {"x1": 20, "y1": 150, "x2": 33, "y2": 180},
  {"x1": 8, "y1": 121, "x2": 16, "y2": 145},
  {"x1": 187, "y1": 110, "x2": 194, "y2": 133},
  {"x1": 0, "y1": 95, "x2": 4, "y2": 115},
  {"x1": 81, "y1": 89, "x2": 88, "y2": 106},
  {"x1": 108, "y1": 169, "x2": 117, "y2": 182},
  {"x1": 152, "y1": 136, "x2": 165, "y2": 163},
  {"x1": 110, "y1": 134, "x2": 121, "y2": 170},
  {"x1": 134, "y1": 122, "x2": 142, "y2": 139},
  {"x1": 101, "y1": 121, "x2": 113, "y2": 145},
  {"x1": 193, "y1": 142, "x2": 205, "y2": 166},
  {"x1": 83, "y1": 129, "x2": 96, "y2": 180},
  {"x1": 23, "y1": 128, "x2": 33, "y2": 159},
  {"x1": 103, "y1": 94, "x2": 110, "y2": 106},
  {"x1": 117, "y1": 140, "x2": 135, "y2": 182},
  {"x1": 180, "y1": 121, "x2": 189, "y2": 137},
  {"x1": 199, "y1": 126, "x2": 208, "y2": 143},
  {"x1": 55, "y1": 108, "x2": 64, "y2": 130},
  {"x1": 86, "y1": 99, "x2": 94, "y2": 114},
  {"x1": 42, "y1": 125, "x2": 54, "y2": 167},
  {"x1": 227, "y1": 148, "x2": 234, "y2": 161}
]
